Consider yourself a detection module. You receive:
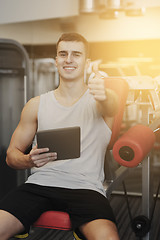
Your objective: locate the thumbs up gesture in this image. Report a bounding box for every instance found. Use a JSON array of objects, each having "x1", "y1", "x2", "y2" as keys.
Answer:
[{"x1": 88, "y1": 68, "x2": 107, "y2": 102}]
